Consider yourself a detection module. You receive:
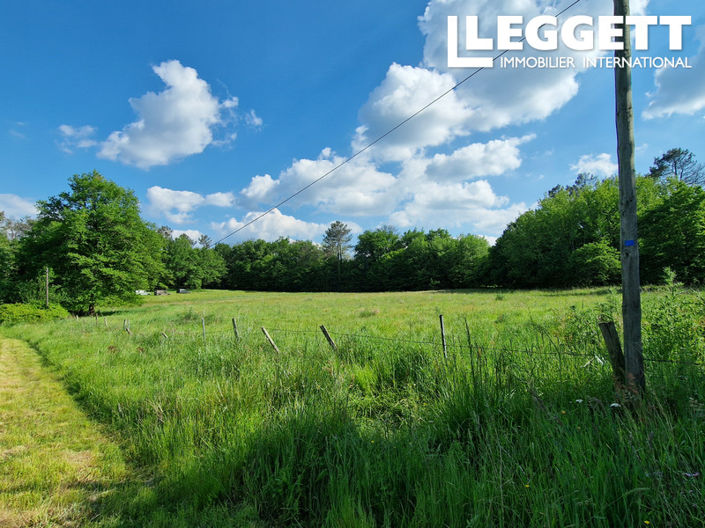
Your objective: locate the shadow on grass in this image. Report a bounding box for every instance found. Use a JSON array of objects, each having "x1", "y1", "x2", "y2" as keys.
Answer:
[{"x1": 85, "y1": 474, "x2": 263, "y2": 528}]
